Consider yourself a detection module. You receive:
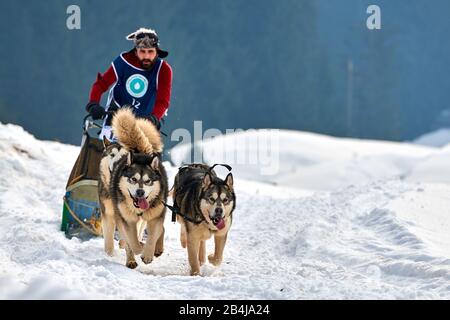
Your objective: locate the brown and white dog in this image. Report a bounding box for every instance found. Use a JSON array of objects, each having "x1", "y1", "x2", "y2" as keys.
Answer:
[{"x1": 171, "y1": 164, "x2": 235, "y2": 275}]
